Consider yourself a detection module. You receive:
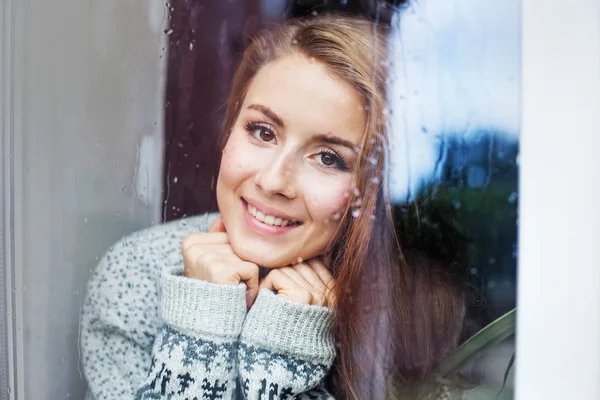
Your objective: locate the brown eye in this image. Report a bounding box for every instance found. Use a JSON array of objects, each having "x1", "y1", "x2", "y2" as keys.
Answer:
[
  {"x1": 258, "y1": 129, "x2": 274, "y2": 142},
  {"x1": 316, "y1": 150, "x2": 349, "y2": 171},
  {"x1": 321, "y1": 153, "x2": 336, "y2": 166}
]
